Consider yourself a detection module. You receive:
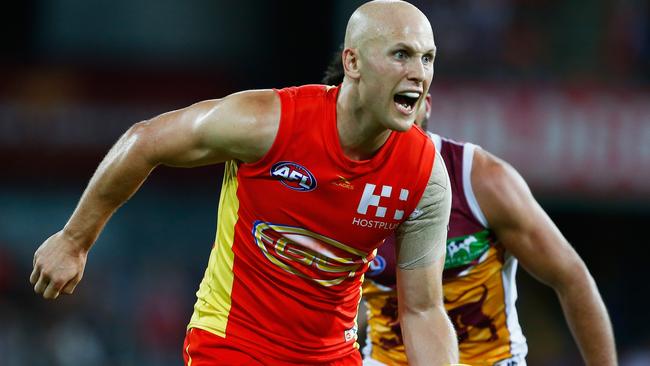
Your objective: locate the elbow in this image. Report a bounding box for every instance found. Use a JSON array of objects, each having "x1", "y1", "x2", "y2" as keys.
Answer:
[
  {"x1": 124, "y1": 120, "x2": 151, "y2": 145},
  {"x1": 400, "y1": 296, "x2": 443, "y2": 316},
  {"x1": 120, "y1": 121, "x2": 159, "y2": 166},
  {"x1": 550, "y1": 259, "x2": 594, "y2": 297}
]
